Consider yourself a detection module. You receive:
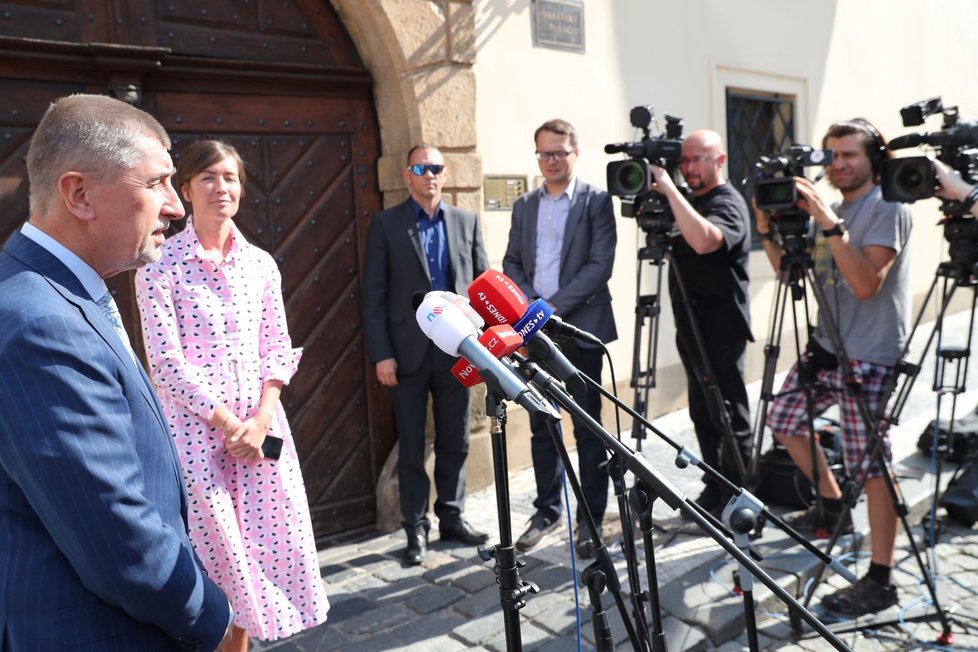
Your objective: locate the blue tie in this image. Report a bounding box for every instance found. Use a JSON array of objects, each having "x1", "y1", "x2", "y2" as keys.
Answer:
[{"x1": 96, "y1": 291, "x2": 132, "y2": 349}]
